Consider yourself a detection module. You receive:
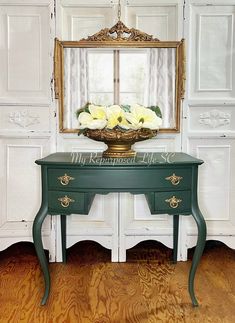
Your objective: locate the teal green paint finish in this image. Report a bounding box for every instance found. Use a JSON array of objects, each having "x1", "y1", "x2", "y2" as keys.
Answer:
[
  {"x1": 60, "y1": 215, "x2": 67, "y2": 263},
  {"x1": 32, "y1": 165, "x2": 50, "y2": 306},
  {"x1": 189, "y1": 165, "x2": 207, "y2": 307},
  {"x1": 36, "y1": 152, "x2": 203, "y2": 166},
  {"x1": 48, "y1": 191, "x2": 94, "y2": 215},
  {"x1": 32, "y1": 152, "x2": 206, "y2": 307},
  {"x1": 48, "y1": 168, "x2": 192, "y2": 191},
  {"x1": 154, "y1": 191, "x2": 191, "y2": 214},
  {"x1": 173, "y1": 215, "x2": 179, "y2": 264}
]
